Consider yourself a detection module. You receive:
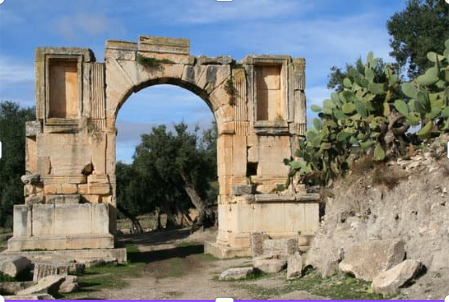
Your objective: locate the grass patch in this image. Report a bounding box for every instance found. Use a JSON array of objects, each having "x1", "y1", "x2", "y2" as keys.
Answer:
[{"x1": 231, "y1": 270, "x2": 396, "y2": 300}]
